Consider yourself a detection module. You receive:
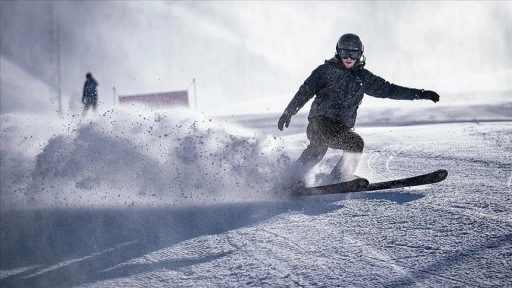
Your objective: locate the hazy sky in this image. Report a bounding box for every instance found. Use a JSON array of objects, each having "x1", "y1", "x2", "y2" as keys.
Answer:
[{"x1": 1, "y1": 1, "x2": 511, "y2": 115}]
